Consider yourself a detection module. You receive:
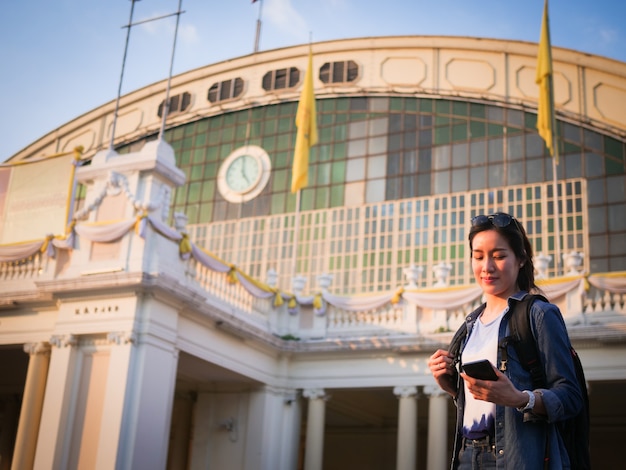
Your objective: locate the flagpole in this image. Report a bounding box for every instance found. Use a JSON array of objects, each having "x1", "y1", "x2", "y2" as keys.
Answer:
[
  {"x1": 254, "y1": 0, "x2": 263, "y2": 53},
  {"x1": 159, "y1": 0, "x2": 184, "y2": 140},
  {"x1": 550, "y1": 79, "x2": 563, "y2": 275},
  {"x1": 292, "y1": 190, "x2": 301, "y2": 278}
]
